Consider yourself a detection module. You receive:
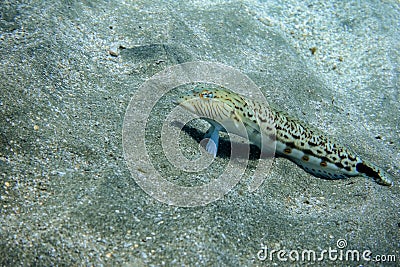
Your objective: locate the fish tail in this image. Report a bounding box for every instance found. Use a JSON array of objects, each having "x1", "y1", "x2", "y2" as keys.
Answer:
[{"x1": 356, "y1": 160, "x2": 394, "y2": 186}]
